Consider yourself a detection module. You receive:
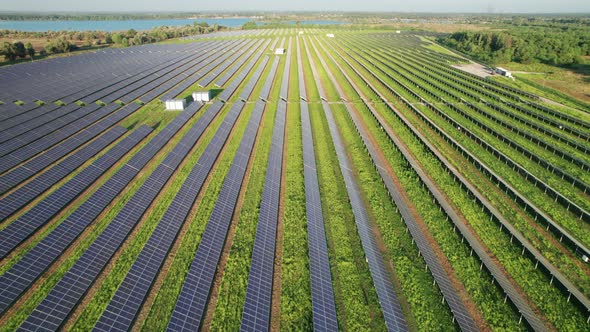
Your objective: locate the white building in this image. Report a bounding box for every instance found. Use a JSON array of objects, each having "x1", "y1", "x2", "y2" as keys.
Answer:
[
  {"x1": 275, "y1": 48, "x2": 286, "y2": 55},
  {"x1": 193, "y1": 91, "x2": 211, "y2": 102},
  {"x1": 326, "y1": 33, "x2": 335, "y2": 38},
  {"x1": 495, "y1": 67, "x2": 513, "y2": 78},
  {"x1": 395, "y1": 30, "x2": 401, "y2": 34},
  {"x1": 299, "y1": 31, "x2": 304, "y2": 35},
  {"x1": 165, "y1": 99, "x2": 186, "y2": 110}
]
